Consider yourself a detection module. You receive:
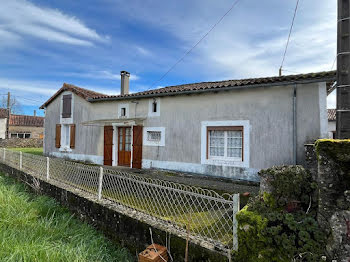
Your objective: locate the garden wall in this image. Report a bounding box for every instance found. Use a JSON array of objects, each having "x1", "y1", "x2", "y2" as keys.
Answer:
[
  {"x1": 314, "y1": 139, "x2": 350, "y2": 261},
  {"x1": 0, "y1": 163, "x2": 228, "y2": 262},
  {"x1": 0, "y1": 138, "x2": 43, "y2": 148}
]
